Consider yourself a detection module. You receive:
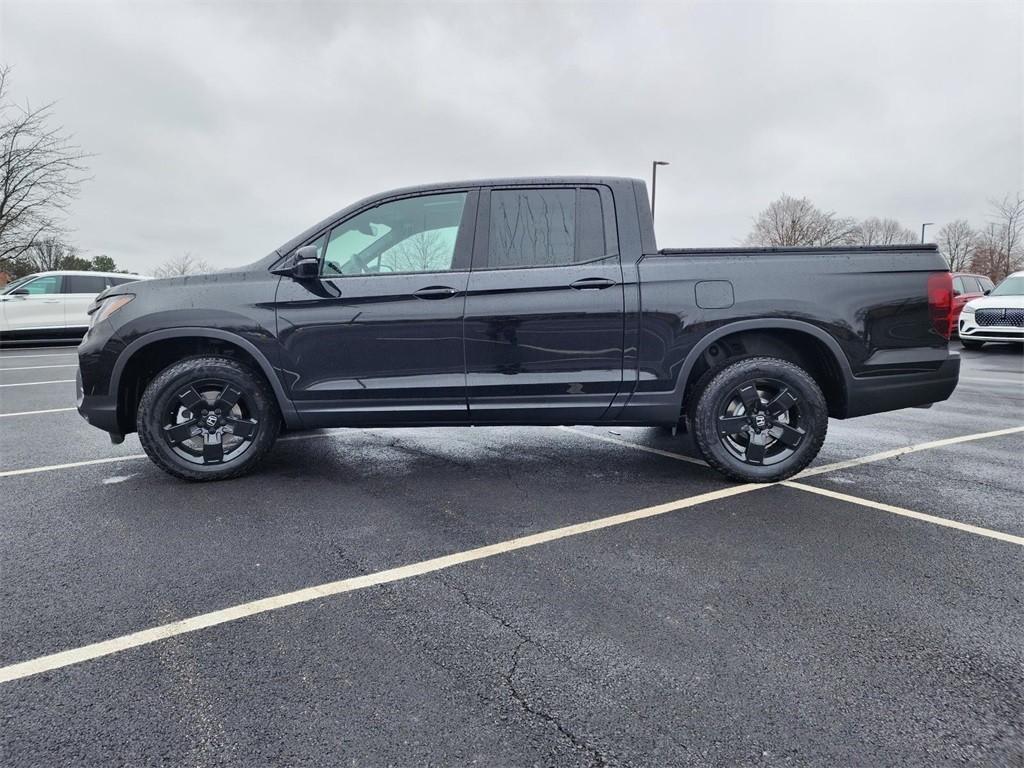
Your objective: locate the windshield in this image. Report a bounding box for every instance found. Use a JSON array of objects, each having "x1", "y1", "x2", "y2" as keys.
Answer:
[
  {"x1": 0, "y1": 274, "x2": 37, "y2": 295},
  {"x1": 991, "y1": 276, "x2": 1024, "y2": 296}
]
